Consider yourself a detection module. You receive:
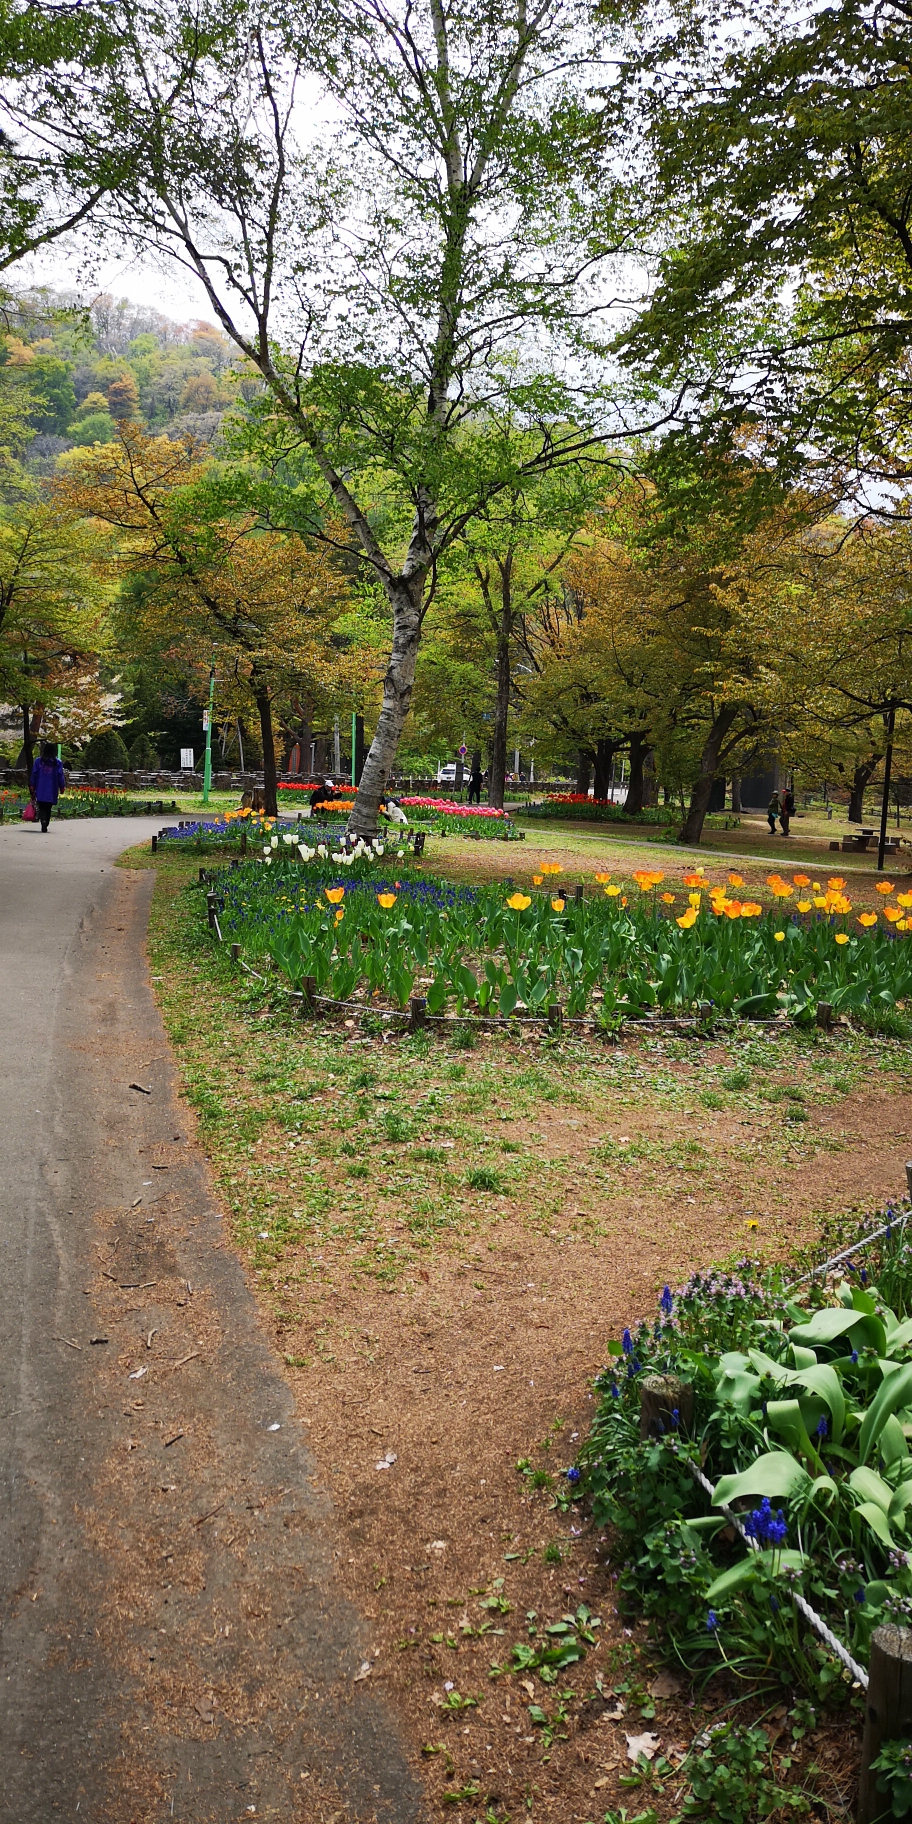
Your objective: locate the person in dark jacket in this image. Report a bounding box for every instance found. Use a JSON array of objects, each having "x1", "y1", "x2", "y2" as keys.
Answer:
[
  {"x1": 467, "y1": 750, "x2": 483, "y2": 804},
  {"x1": 30, "y1": 741, "x2": 66, "y2": 832},
  {"x1": 310, "y1": 777, "x2": 335, "y2": 813},
  {"x1": 779, "y1": 785, "x2": 795, "y2": 835}
]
